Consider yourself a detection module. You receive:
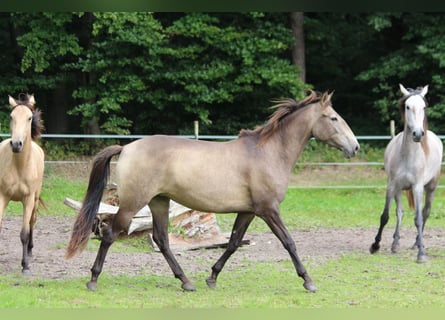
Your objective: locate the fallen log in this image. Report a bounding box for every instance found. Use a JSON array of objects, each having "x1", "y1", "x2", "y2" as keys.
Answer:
[{"x1": 64, "y1": 196, "x2": 250, "y2": 251}]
